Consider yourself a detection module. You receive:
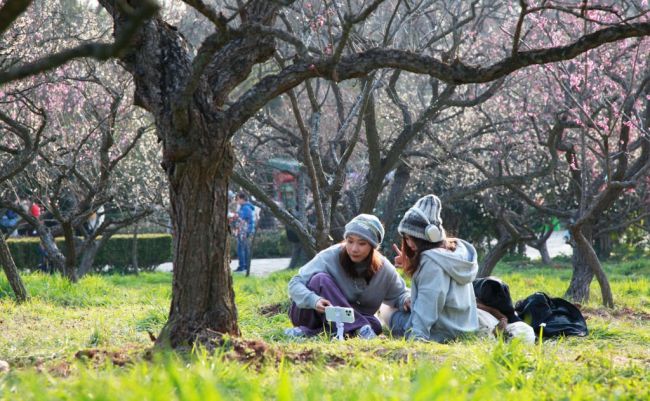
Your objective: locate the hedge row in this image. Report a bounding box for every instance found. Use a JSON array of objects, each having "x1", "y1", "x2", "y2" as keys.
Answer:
[
  {"x1": 7, "y1": 230, "x2": 291, "y2": 271},
  {"x1": 7, "y1": 234, "x2": 172, "y2": 271},
  {"x1": 232, "y1": 230, "x2": 291, "y2": 259}
]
